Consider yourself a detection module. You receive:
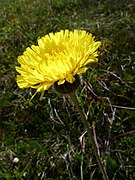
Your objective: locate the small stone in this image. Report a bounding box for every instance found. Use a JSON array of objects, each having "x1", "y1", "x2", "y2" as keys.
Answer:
[{"x1": 13, "y1": 157, "x2": 19, "y2": 163}]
